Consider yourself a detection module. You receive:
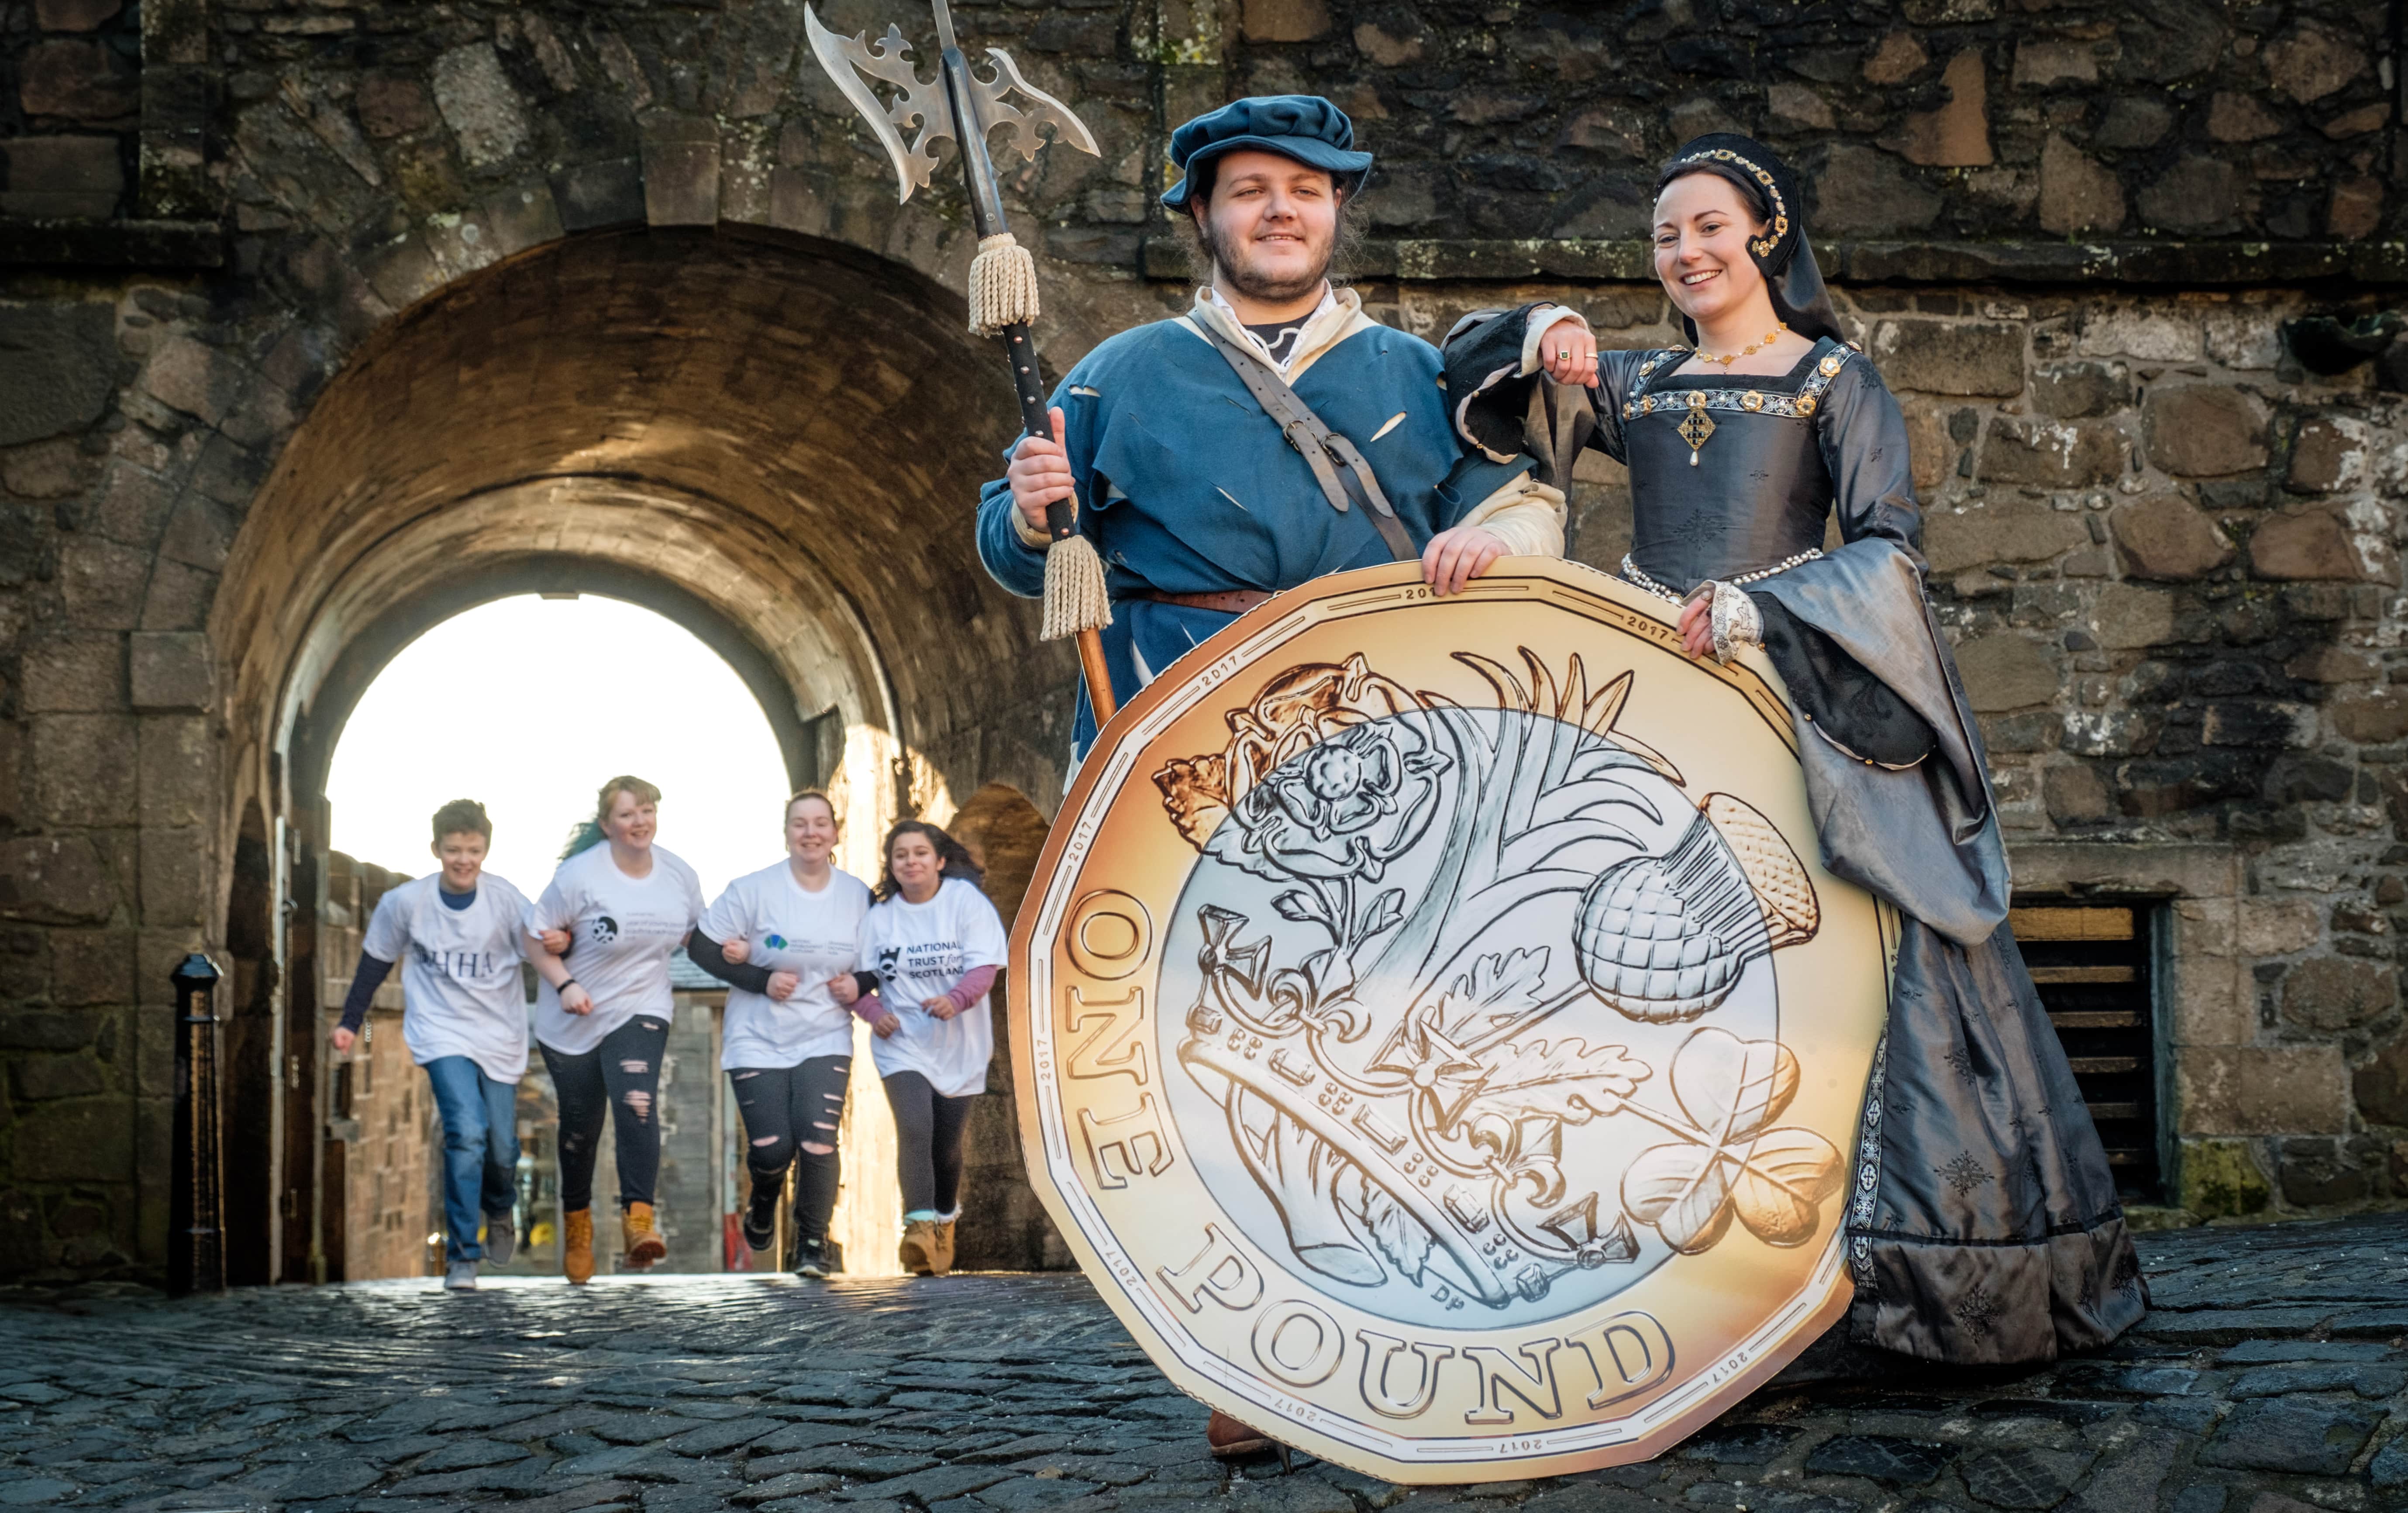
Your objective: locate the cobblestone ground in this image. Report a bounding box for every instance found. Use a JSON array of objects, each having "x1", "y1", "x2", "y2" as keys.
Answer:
[{"x1": 7, "y1": 1217, "x2": 2408, "y2": 1513}]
